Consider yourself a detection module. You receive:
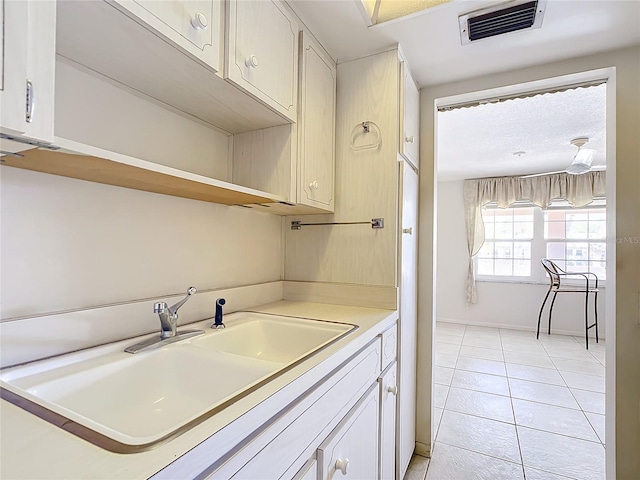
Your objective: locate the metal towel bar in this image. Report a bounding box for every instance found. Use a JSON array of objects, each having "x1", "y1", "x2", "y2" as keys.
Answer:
[{"x1": 291, "y1": 218, "x2": 384, "y2": 230}]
